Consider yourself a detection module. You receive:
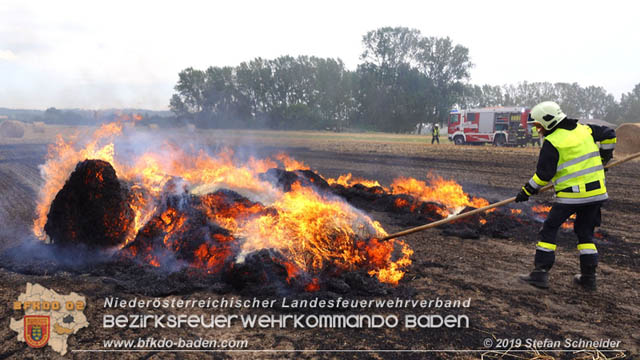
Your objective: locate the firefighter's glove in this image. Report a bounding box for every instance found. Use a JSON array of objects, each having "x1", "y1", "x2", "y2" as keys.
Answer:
[
  {"x1": 515, "y1": 183, "x2": 537, "y2": 203},
  {"x1": 600, "y1": 149, "x2": 613, "y2": 166}
]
